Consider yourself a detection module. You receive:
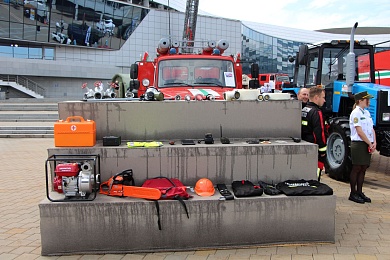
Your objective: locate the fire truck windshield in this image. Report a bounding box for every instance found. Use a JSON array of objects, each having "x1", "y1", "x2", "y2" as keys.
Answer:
[
  {"x1": 276, "y1": 75, "x2": 289, "y2": 82},
  {"x1": 158, "y1": 58, "x2": 236, "y2": 88}
]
